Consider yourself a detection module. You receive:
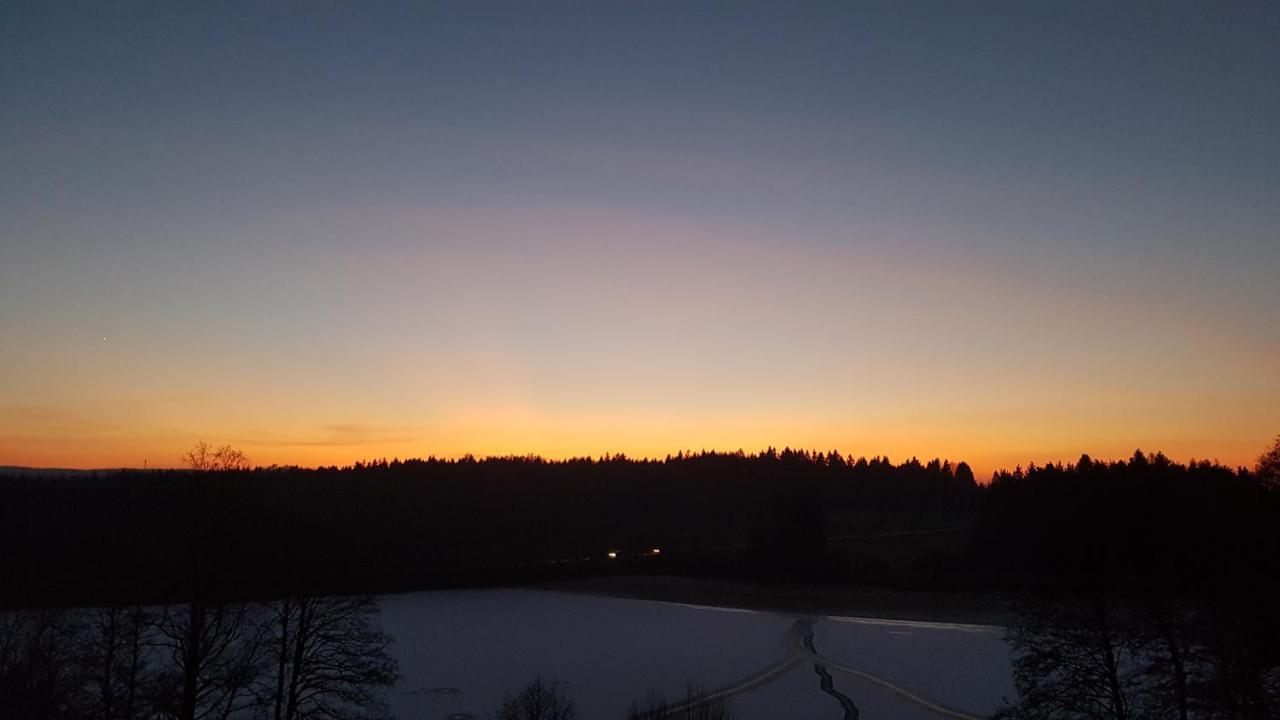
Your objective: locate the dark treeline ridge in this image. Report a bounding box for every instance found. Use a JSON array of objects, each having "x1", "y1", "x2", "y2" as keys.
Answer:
[
  {"x1": 978, "y1": 450, "x2": 1280, "y2": 597},
  {"x1": 1, "y1": 449, "x2": 978, "y2": 608},
  {"x1": 2, "y1": 444, "x2": 1278, "y2": 611},
  {"x1": 979, "y1": 448, "x2": 1280, "y2": 720}
]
